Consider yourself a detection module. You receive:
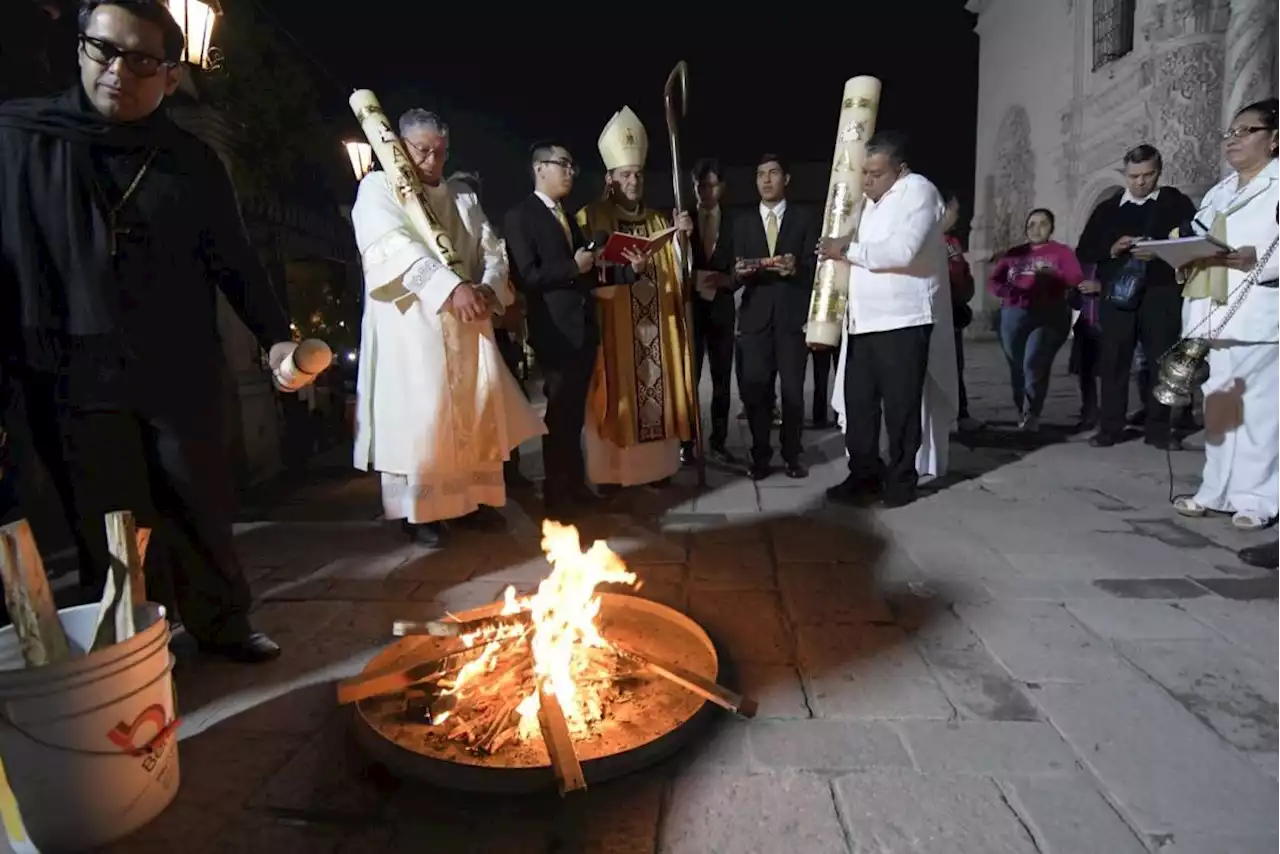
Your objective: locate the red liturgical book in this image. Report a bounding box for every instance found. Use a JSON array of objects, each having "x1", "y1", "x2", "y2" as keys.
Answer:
[{"x1": 599, "y1": 227, "x2": 679, "y2": 265}]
